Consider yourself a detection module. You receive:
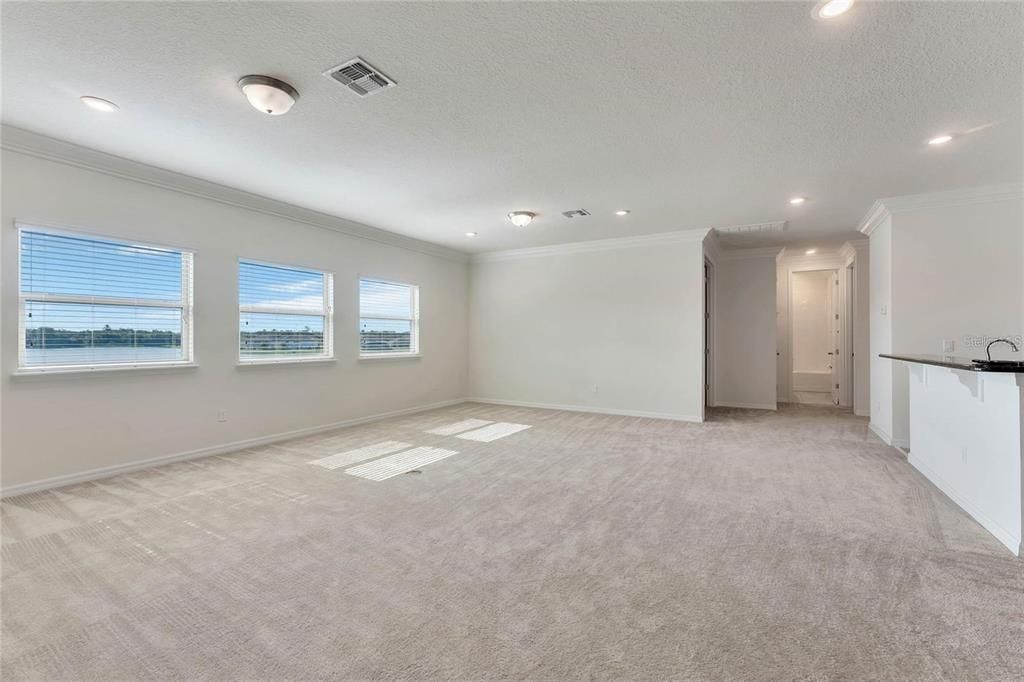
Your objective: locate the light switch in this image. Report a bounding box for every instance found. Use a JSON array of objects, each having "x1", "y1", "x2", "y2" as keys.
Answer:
[
  {"x1": 880, "y1": 304, "x2": 887, "y2": 315},
  {"x1": 942, "y1": 340, "x2": 955, "y2": 353}
]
